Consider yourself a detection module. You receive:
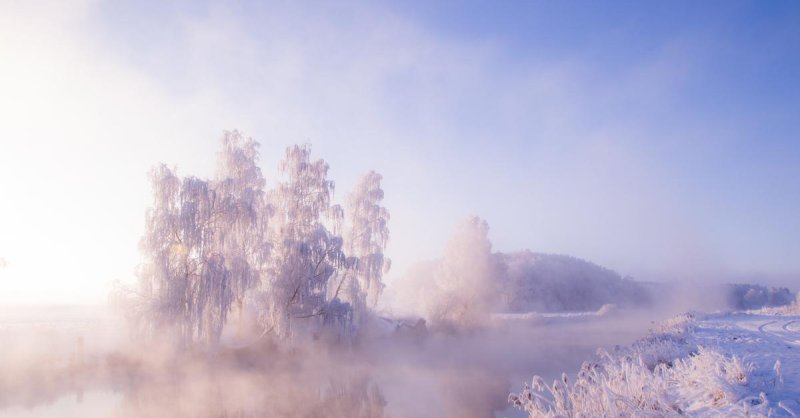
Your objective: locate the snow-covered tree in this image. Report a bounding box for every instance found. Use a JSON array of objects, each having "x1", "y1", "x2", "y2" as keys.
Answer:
[
  {"x1": 213, "y1": 132, "x2": 272, "y2": 321},
  {"x1": 338, "y1": 171, "x2": 391, "y2": 327},
  {"x1": 129, "y1": 135, "x2": 390, "y2": 345},
  {"x1": 263, "y1": 144, "x2": 351, "y2": 339},
  {"x1": 135, "y1": 164, "x2": 185, "y2": 341},
  {"x1": 425, "y1": 216, "x2": 497, "y2": 330},
  {"x1": 135, "y1": 131, "x2": 271, "y2": 346},
  {"x1": 136, "y1": 166, "x2": 232, "y2": 346}
]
